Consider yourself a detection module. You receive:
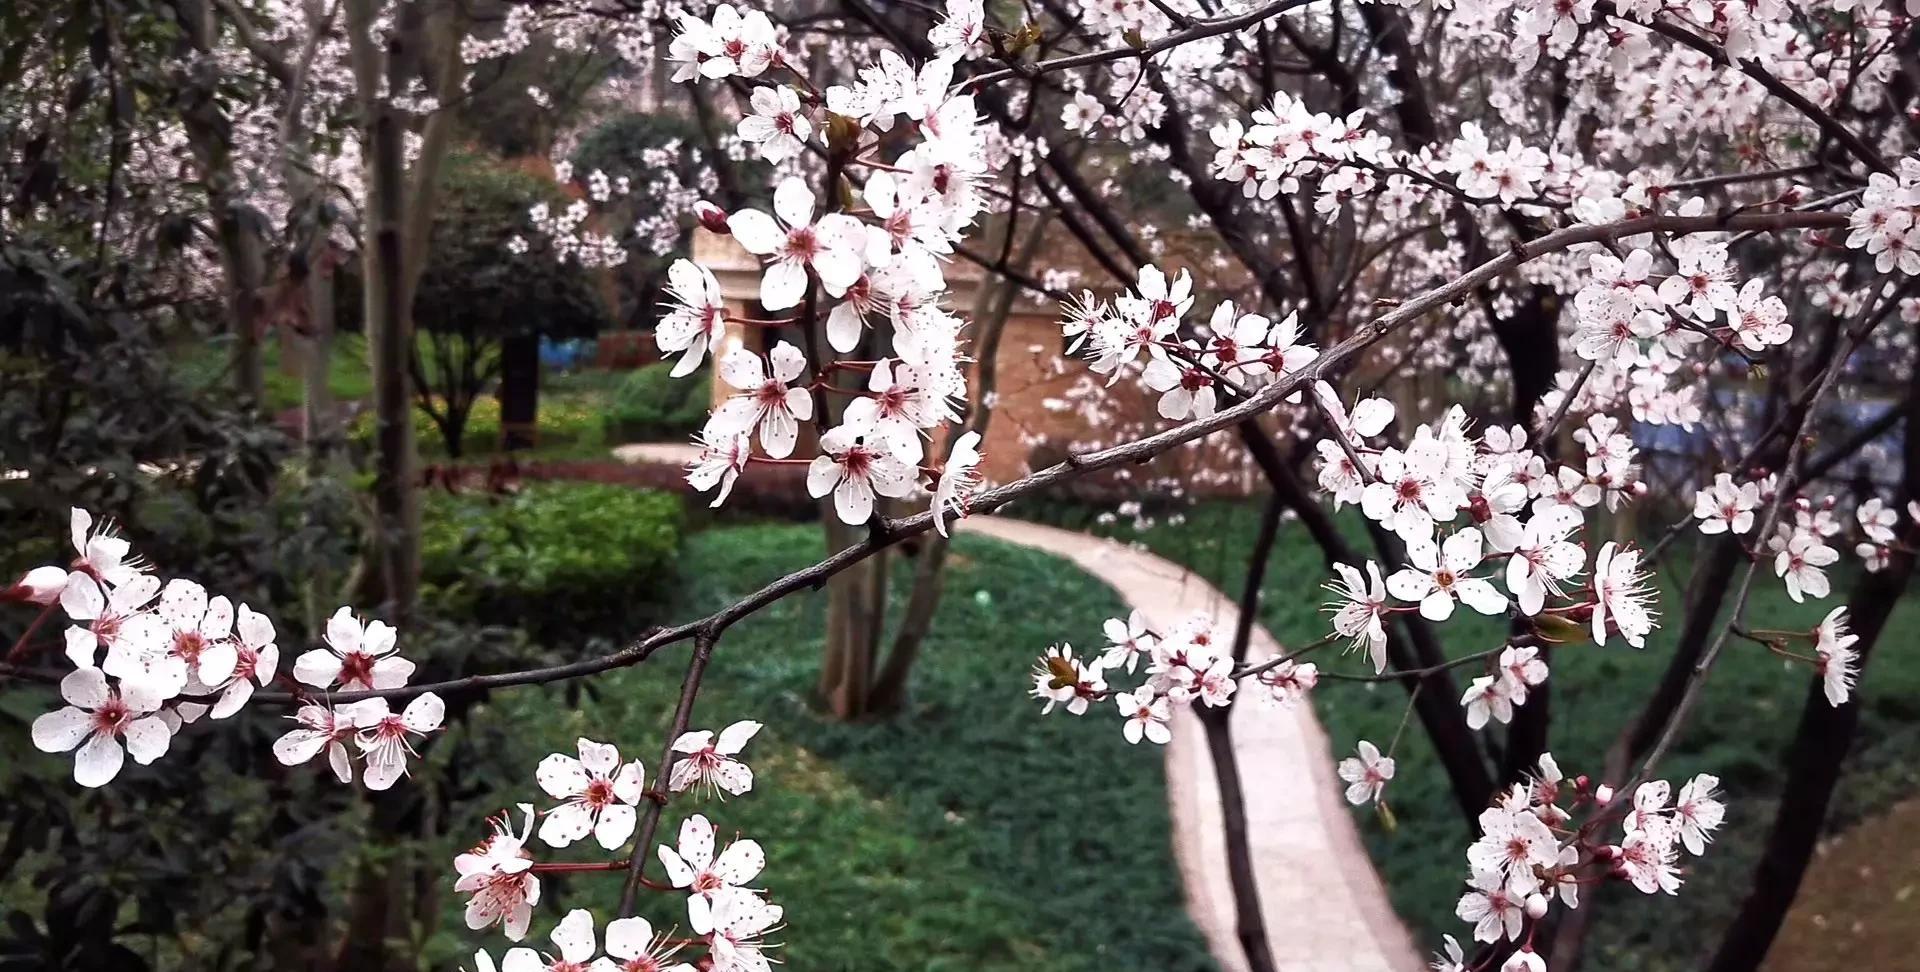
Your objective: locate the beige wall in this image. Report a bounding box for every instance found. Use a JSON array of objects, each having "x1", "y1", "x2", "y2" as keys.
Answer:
[{"x1": 690, "y1": 229, "x2": 1259, "y2": 498}]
